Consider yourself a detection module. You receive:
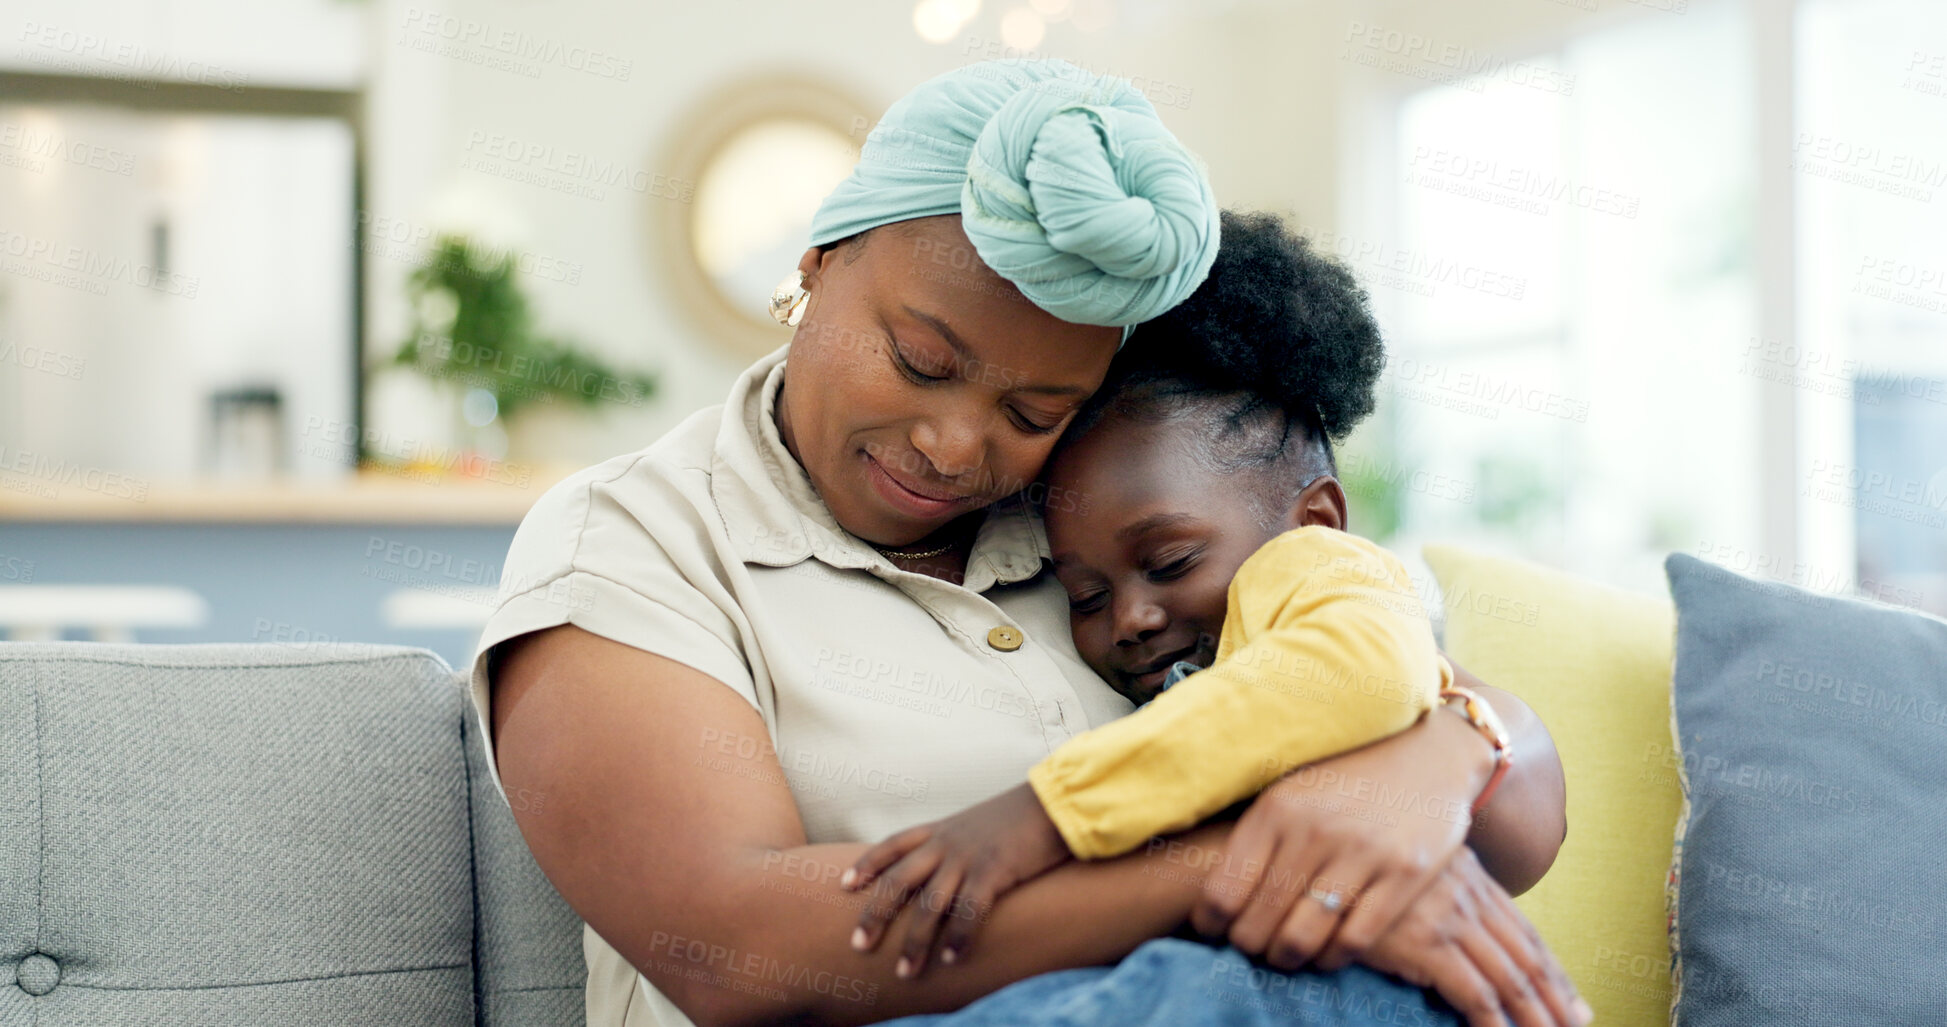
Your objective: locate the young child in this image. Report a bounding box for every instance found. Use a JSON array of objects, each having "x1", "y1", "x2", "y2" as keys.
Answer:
[{"x1": 841, "y1": 211, "x2": 1508, "y2": 977}]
